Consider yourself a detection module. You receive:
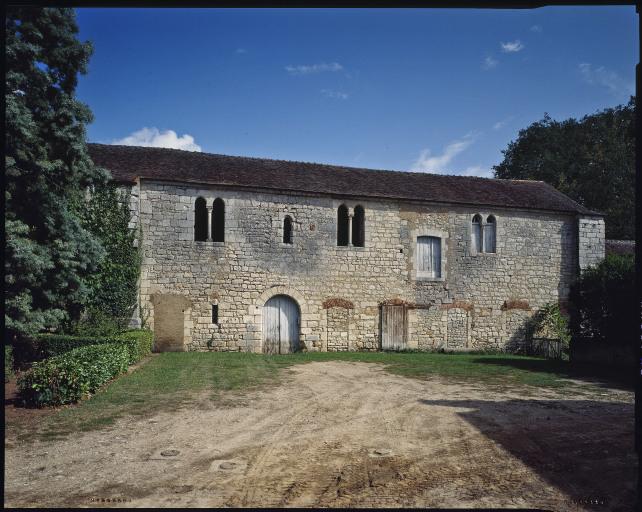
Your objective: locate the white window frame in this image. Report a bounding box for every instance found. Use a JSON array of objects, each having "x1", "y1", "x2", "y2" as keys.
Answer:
[{"x1": 413, "y1": 228, "x2": 448, "y2": 282}]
